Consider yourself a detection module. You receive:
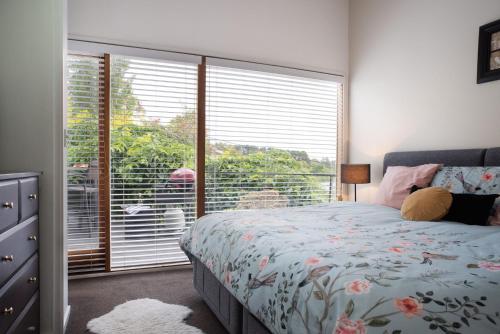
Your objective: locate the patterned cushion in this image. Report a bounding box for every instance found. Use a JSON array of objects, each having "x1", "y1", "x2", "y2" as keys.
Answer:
[
  {"x1": 430, "y1": 166, "x2": 500, "y2": 194},
  {"x1": 431, "y1": 167, "x2": 500, "y2": 225}
]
